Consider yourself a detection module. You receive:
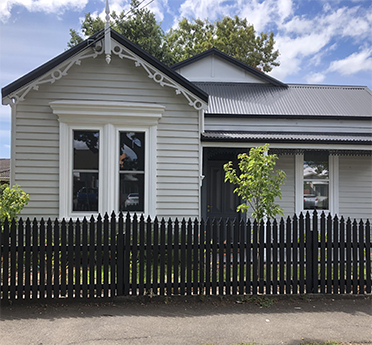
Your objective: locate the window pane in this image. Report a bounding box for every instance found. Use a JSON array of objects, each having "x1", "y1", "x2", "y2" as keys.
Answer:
[
  {"x1": 119, "y1": 132, "x2": 145, "y2": 171},
  {"x1": 73, "y1": 172, "x2": 99, "y2": 211},
  {"x1": 74, "y1": 131, "x2": 99, "y2": 170},
  {"x1": 303, "y1": 181, "x2": 329, "y2": 210},
  {"x1": 303, "y1": 151, "x2": 329, "y2": 179},
  {"x1": 119, "y1": 174, "x2": 144, "y2": 212}
]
